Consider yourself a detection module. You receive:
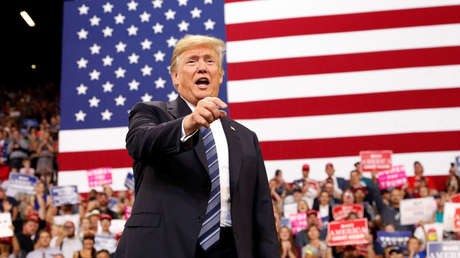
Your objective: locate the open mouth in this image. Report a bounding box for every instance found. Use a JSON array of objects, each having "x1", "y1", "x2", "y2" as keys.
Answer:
[{"x1": 195, "y1": 78, "x2": 210, "y2": 88}]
